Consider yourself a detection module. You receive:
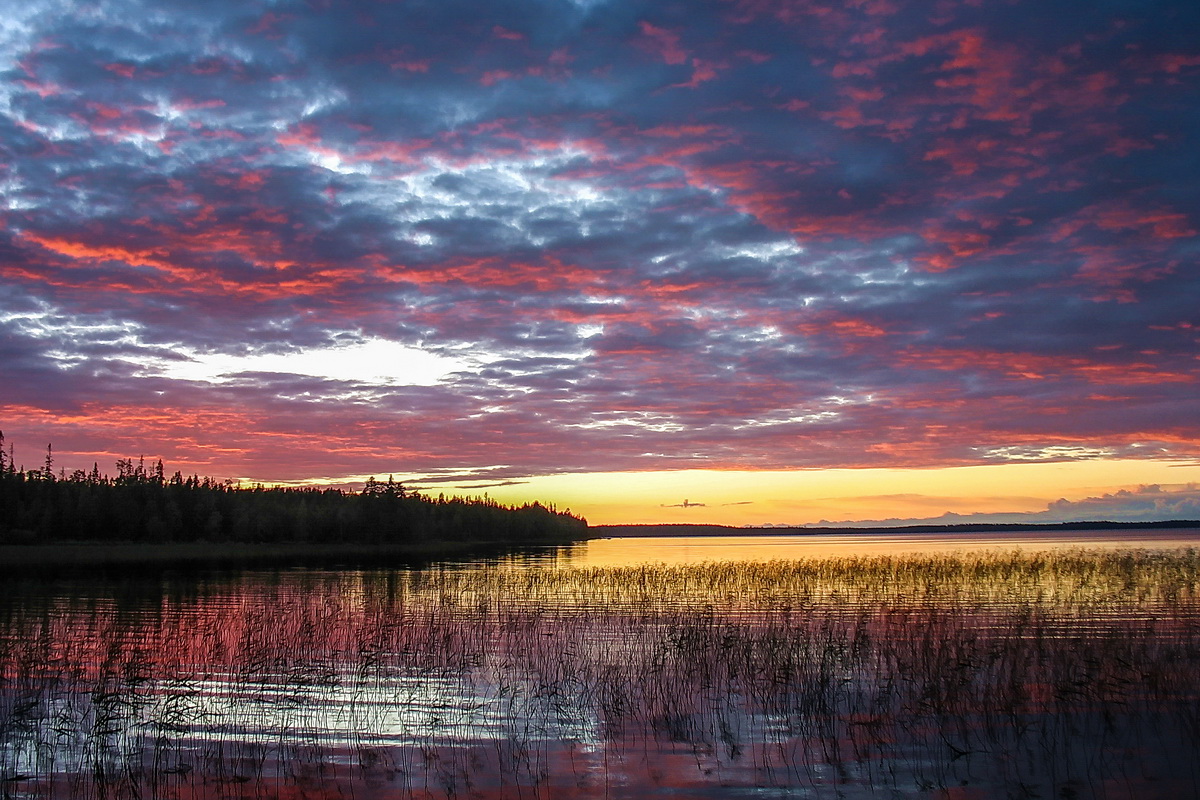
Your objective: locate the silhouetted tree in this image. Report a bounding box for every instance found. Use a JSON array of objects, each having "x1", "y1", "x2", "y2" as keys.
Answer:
[{"x1": 0, "y1": 435, "x2": 587, "y2": 546}]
